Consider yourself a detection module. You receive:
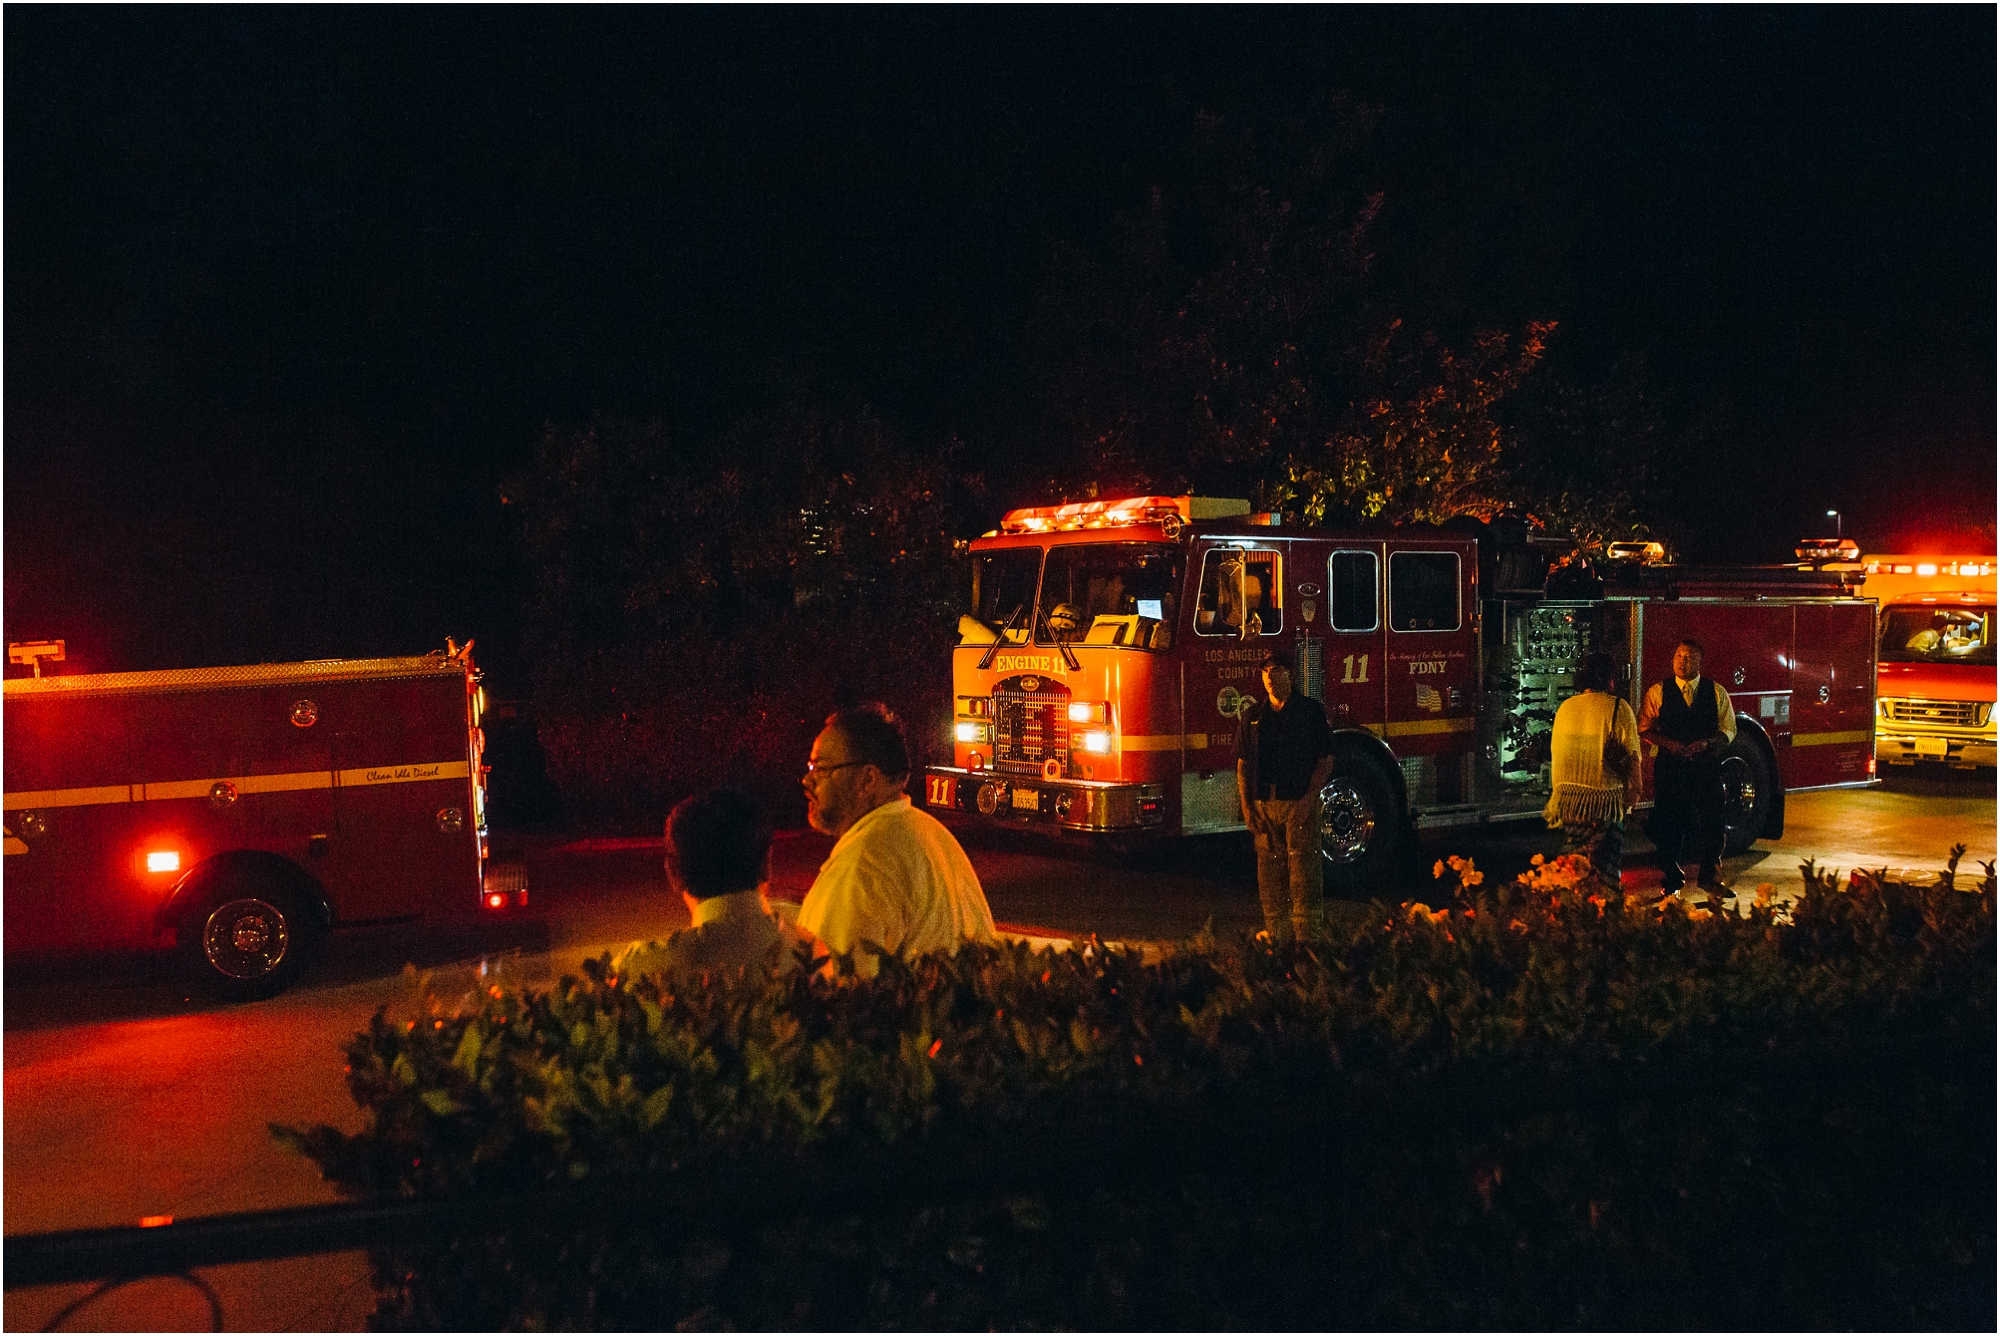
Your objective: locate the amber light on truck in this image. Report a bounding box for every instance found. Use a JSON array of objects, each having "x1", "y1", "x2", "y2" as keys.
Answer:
[
  {"x1": 955, "y1": 721, "x2": 992, "y2": 744},
  {"x1": 1068, "y1": 701, "x2": 1107, "y2": 724}
]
